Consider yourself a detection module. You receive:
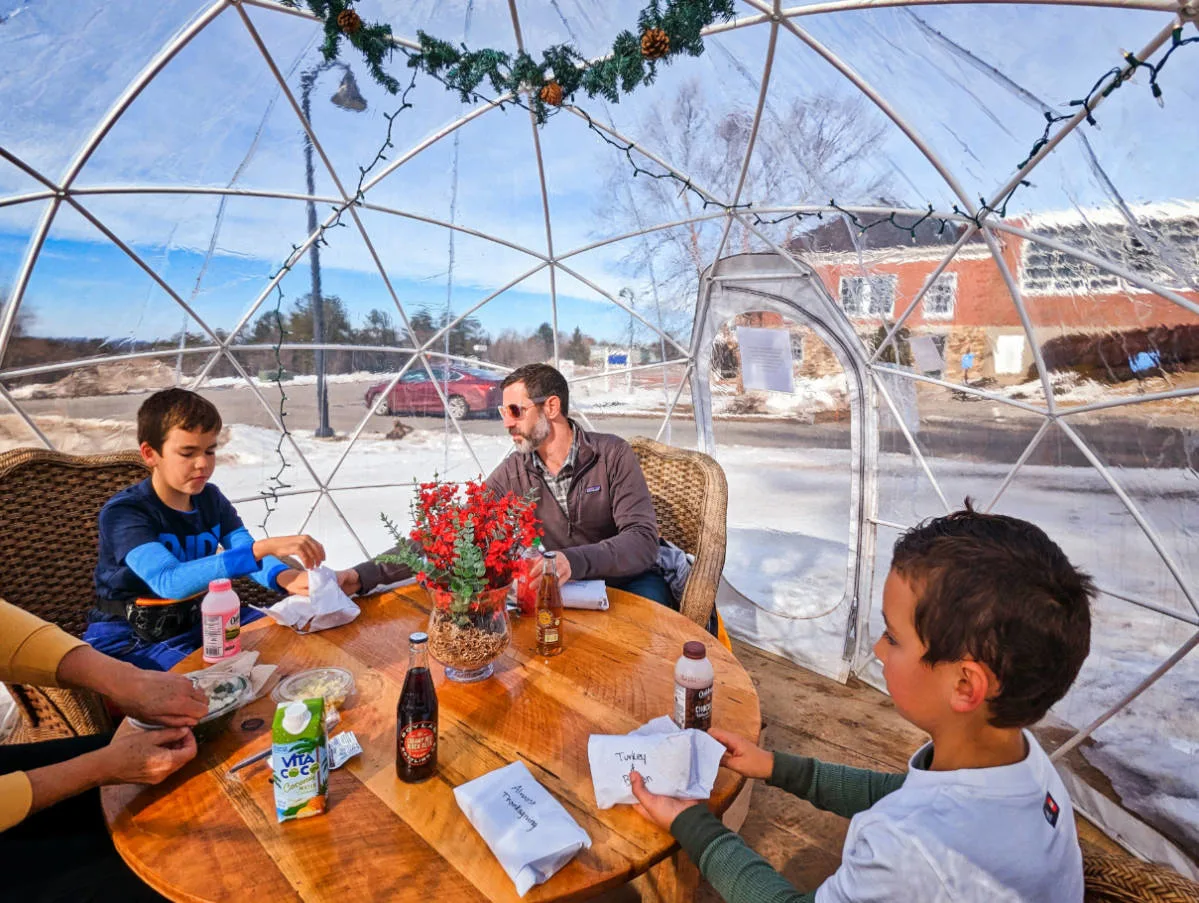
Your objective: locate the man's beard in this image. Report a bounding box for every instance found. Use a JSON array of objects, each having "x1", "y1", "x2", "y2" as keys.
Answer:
[{"x1": 512, "y1": 413, "x2": 551, "y2": 454}]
